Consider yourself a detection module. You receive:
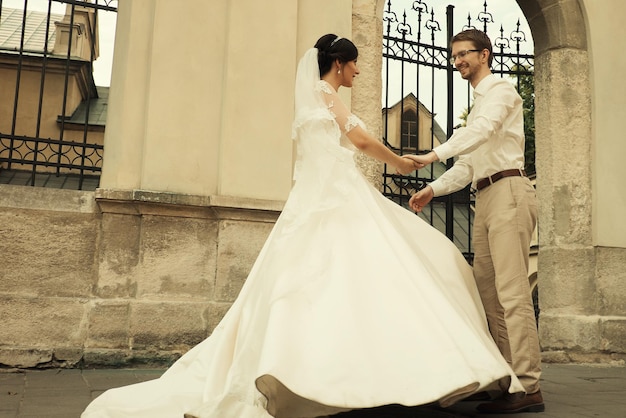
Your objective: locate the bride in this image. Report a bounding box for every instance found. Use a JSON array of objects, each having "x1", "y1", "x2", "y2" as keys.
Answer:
[{"x1": 82, "y1": 34, "x2": 524, "y2": 418}]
